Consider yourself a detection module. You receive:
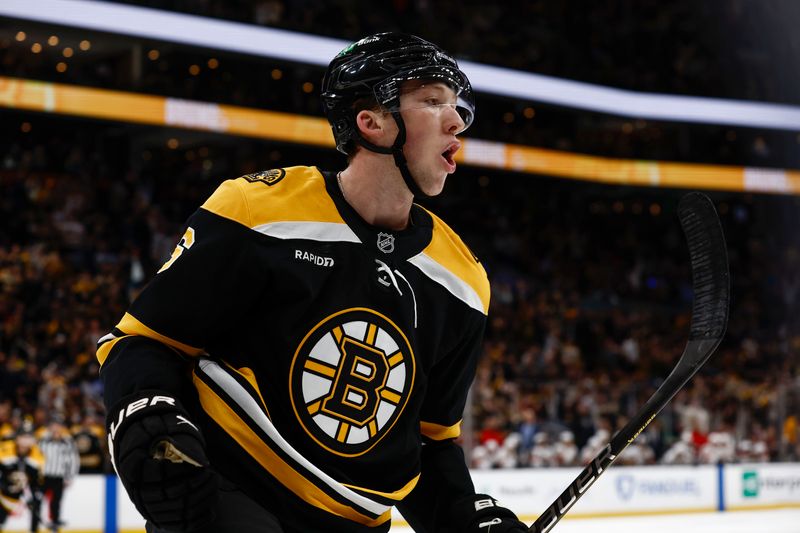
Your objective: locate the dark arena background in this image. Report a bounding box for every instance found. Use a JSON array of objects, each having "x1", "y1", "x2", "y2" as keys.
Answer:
[{"x1": 1, "y1": 1, "x2": 799, "y2": 531}]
